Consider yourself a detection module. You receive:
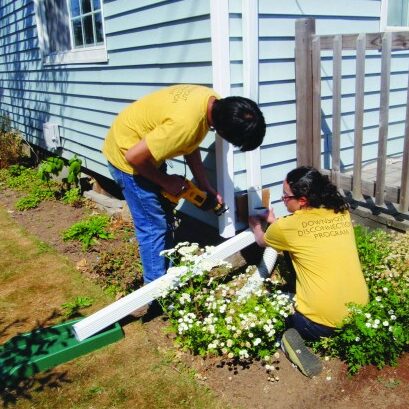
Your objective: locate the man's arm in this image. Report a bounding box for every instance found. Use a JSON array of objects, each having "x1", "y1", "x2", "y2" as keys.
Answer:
[
  {"x1": 125, "y1": 139, "x2": 186, "y2": 196},
  {"x1": 184, "y1": 149, "x2": 223, "y2": 203}
]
